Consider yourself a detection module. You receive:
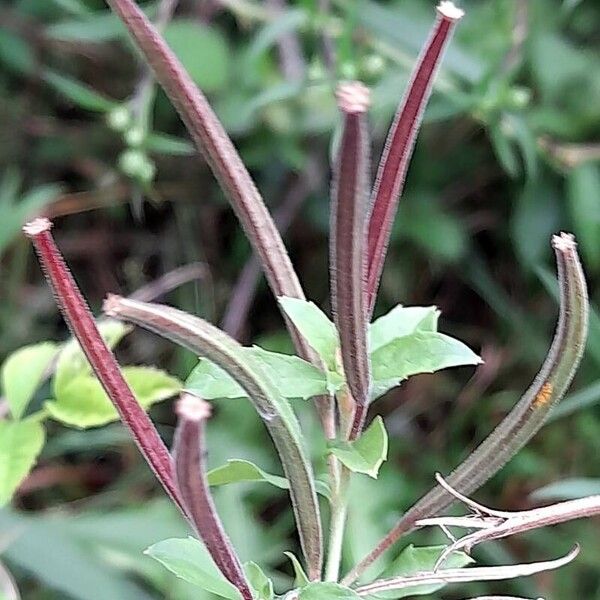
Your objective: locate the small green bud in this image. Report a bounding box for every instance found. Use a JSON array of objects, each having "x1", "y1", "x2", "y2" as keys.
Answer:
[
  {"x1": 124, "y1": 126, "x2": 145, "y2": 147},
  {"x1": 340, "y1": 62, "x2": 358, "y2": 81},
  {"x1": 509, "y1": 86, "x2": 531, "y2": 109},
  {"x1": 118, "y1": 149, "x2": 154, "y2": 183},
  {"x1": 362, "y1": 54, "x2": 385, "y2": 77},
  {"x1": 106, "y1": 106, "x2": 131, "y2": 132},
  {"x1": 137, "y1": 158, "x2": 156, "y2": 184}
]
